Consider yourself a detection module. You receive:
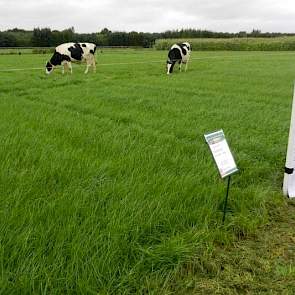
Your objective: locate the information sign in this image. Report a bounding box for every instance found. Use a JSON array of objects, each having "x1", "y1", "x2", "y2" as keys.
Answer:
[{"x1": 204, "y1": 130, "x2": 238, "y2": 178}]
